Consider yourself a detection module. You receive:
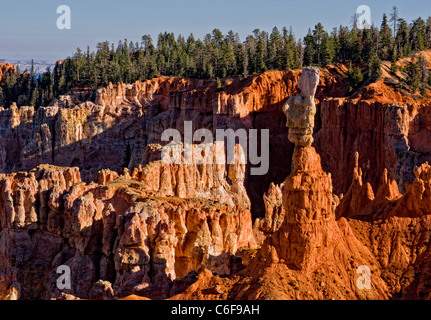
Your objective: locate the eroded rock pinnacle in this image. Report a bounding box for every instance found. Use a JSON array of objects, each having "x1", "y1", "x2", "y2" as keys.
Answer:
[{"x1": 283, "y1": 66, "x2": 320, "y2": 147}]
